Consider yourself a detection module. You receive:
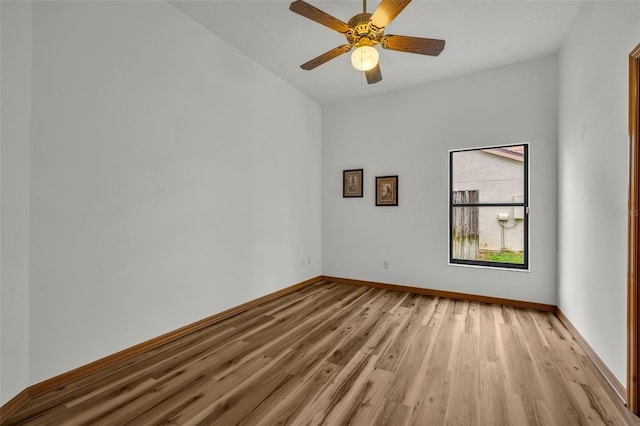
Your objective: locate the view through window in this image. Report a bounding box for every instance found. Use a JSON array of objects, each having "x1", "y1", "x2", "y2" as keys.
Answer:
[{"x1": 449, "y1": 144, "x2": 529, "y2": 270}]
